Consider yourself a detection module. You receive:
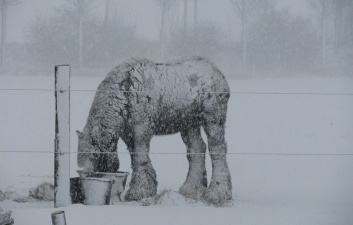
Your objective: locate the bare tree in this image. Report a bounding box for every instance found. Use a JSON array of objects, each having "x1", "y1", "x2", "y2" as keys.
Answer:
[
  {"x1": 183, "y1": 0, "x2": 188, "y2": 34},
  {"x1": 105, "y1": 0, "x2": 119, "y2": 26},
  {"x1": 306, "y1": 0, "x2": 334, "y2": 67},
  {"x1": 194, "y1": 0, "x2": 198, "y2": 29},
  {"x1": 105, "y1": 0, "x2": 110, "y2": 26},
  {"x1": 334, "y1": 0, "x2": 342, "y2": 49},
  {"x1": 343, "y1": 0, "x2": 353, "y2": 48},
  {"x1": 334, "y1": 0, "x2": 351, "y2": 50},
  {"x1": 167, "y1": 2, "x2": 180, "y2": 38},
  {"x1": 229, "y1": 0, "x2": 275, "y2": 70},
  {"x1": 153, "y1": 0, "x2": 175, "y2": 59},
  {"x1": 0, "y1": 0, "x2": 21, "y2": 68},
  {"x1": 229, "y1": 0, "x2": 247, "y2": 69},
  {"x1": 64, "y1": 0, "x2": 95, "y2": 69}
]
